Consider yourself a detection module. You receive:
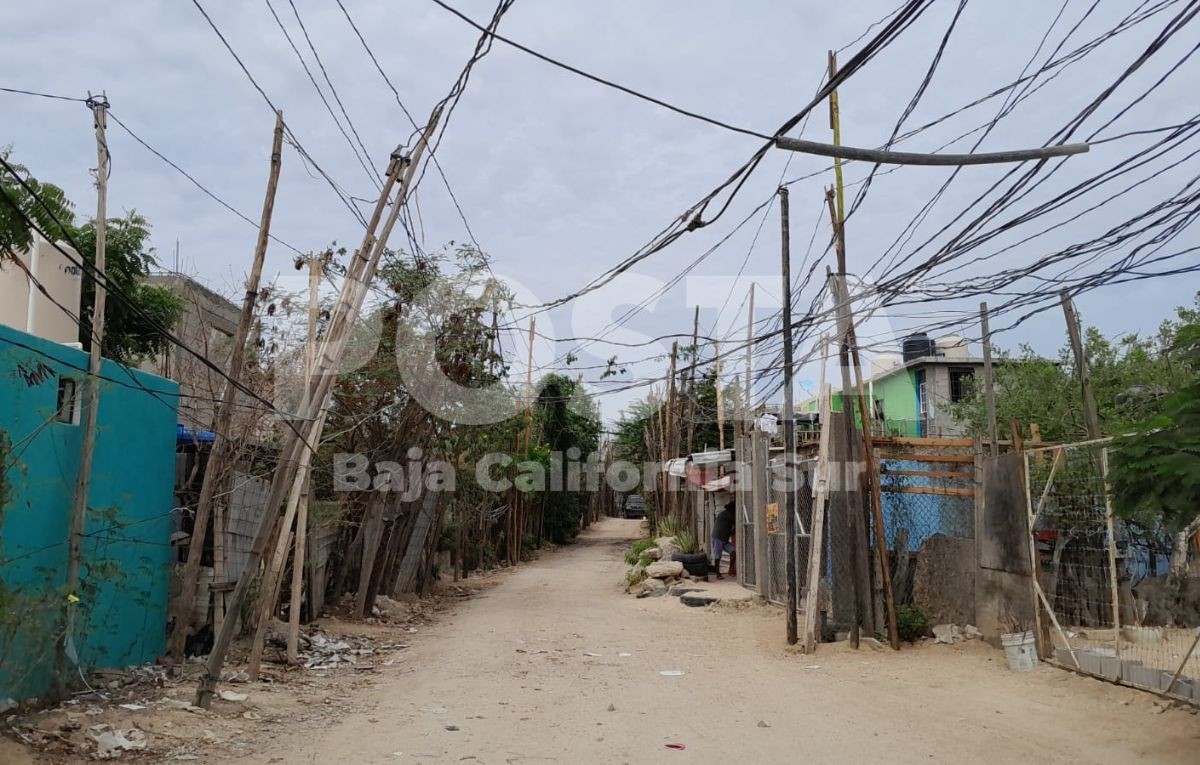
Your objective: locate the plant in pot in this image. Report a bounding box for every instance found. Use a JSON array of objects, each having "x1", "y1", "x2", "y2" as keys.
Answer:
[{"x1": 671, "y1": 530, "x2": 709, "y2": 578}]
